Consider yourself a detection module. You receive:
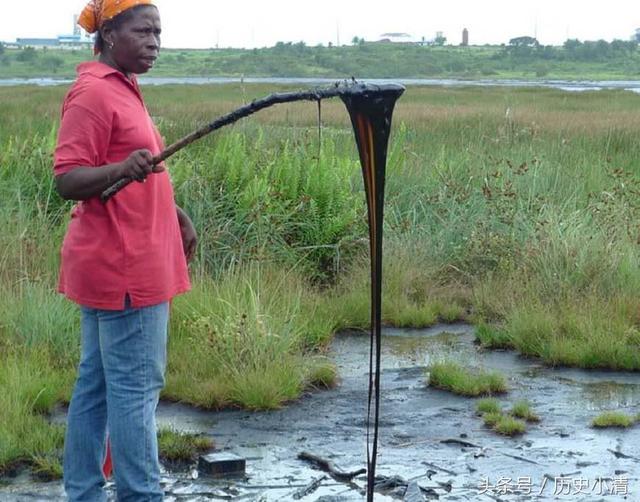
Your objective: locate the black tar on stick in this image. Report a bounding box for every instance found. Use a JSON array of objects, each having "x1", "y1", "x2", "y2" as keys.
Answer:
[{"x1": 100, "y1": 81, "x2": 405, "y2": 202}]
